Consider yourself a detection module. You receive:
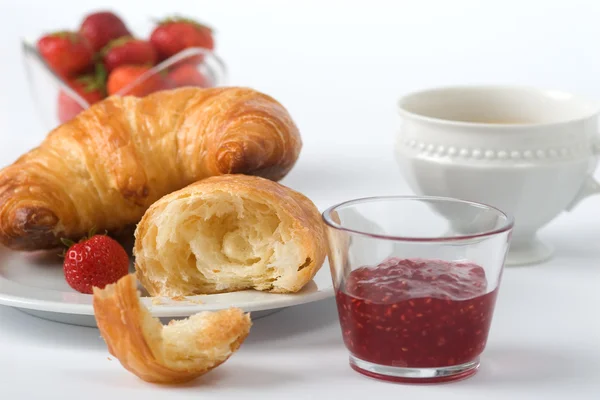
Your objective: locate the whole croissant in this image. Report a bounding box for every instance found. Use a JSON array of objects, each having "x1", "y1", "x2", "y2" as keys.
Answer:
[{"x1": 0, "y1": 87, "x2": 302, "y2": 250}]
